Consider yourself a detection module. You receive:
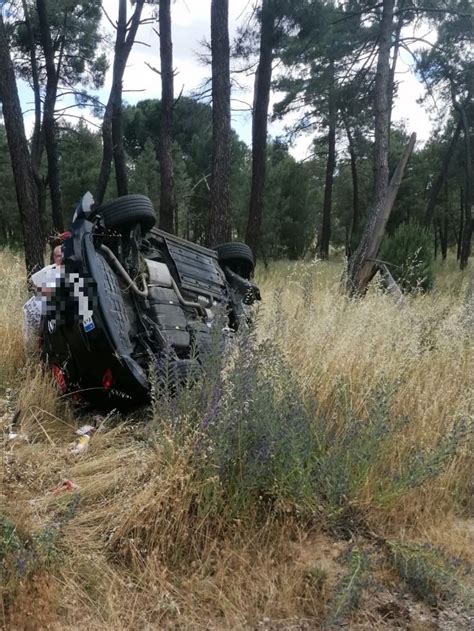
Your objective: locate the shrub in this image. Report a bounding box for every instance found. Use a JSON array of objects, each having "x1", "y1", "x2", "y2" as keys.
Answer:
[
  {"x1": 326, "y1": 549, "x2": 369, "y2": 625},
  {"x1": 150, "y1": 328, "x2": 470, "y2": 531},
  {"x1": 386, "y1": 540, "x2": 470, "y2": 606},
  {"x1": 379, "y1": 222, "x2": 434, "y2": 292},
  {"x1": 203, "y1": 338, "x2": 315, "y2": 512},
  {"x1": 0, "y1": 504, "x2": 76, "y2": 613}
]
